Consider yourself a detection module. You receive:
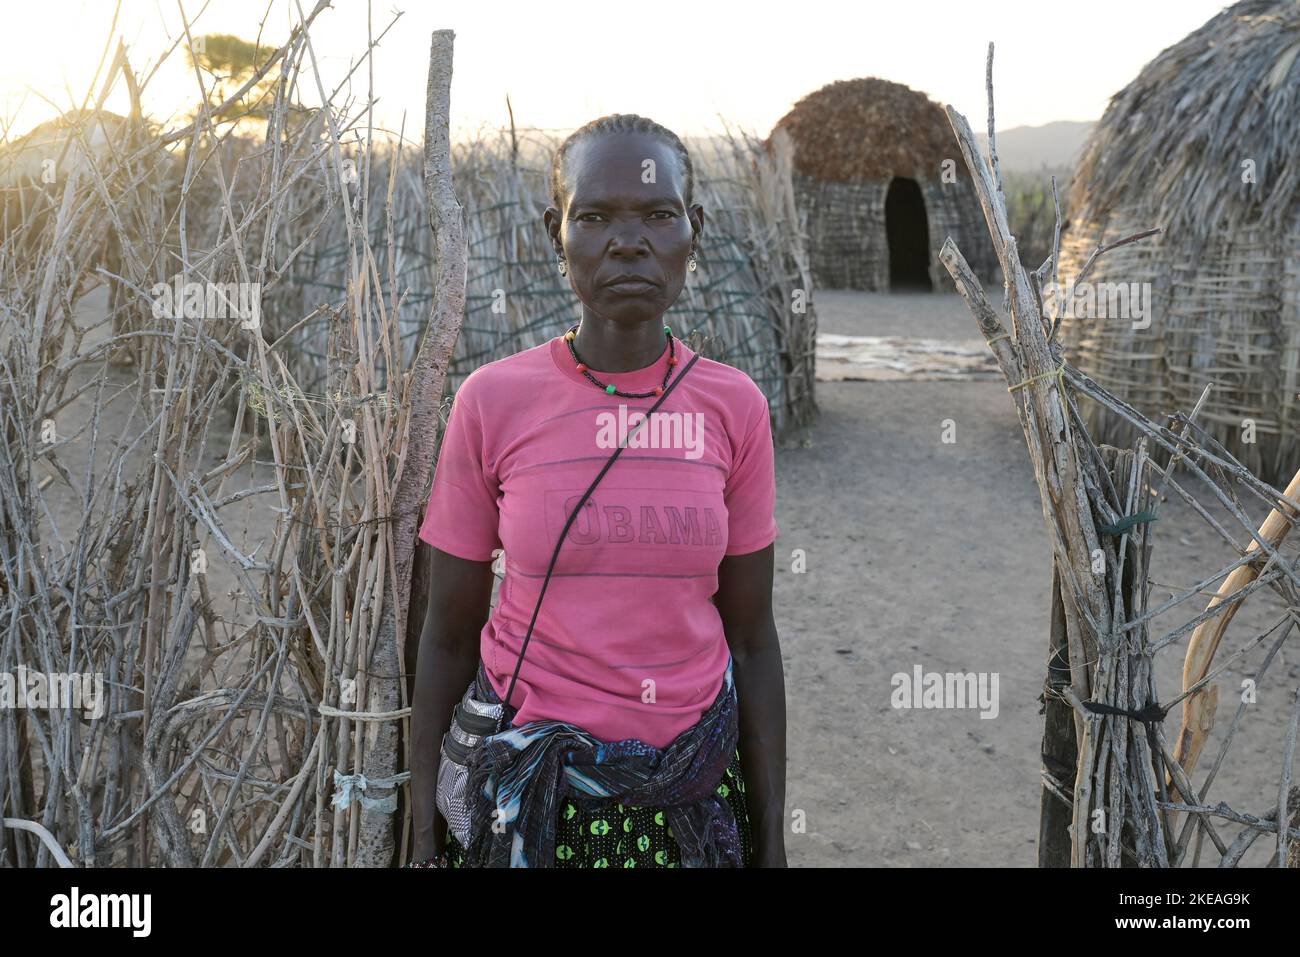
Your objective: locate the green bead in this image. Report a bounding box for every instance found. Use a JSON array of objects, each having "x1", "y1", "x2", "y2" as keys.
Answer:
[
  {"x1": 605, "y1": 384, "x2": 616, "y2": 394},
  {"x1": 663, "y1": 325, "x2": 671, "y2": 335}
]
